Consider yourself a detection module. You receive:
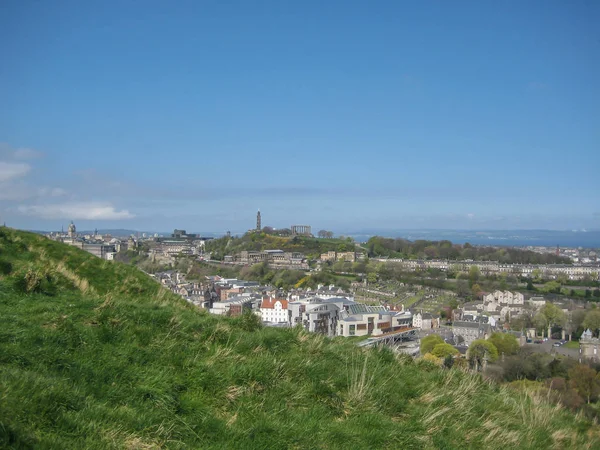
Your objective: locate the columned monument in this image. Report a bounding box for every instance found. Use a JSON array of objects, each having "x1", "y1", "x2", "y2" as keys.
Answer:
[{"x1": 291, "y1": 225, "x2": 312, "y2": 236}]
